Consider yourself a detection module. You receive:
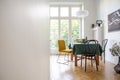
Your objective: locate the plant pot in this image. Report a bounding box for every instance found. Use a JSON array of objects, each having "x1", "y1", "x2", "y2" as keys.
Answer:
[{"x1": 114, "y1": 56, "x2": 120, "y2": 74}]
